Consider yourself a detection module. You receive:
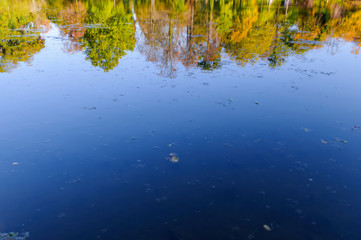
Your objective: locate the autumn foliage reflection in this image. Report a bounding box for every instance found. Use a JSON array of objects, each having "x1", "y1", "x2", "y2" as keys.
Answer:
[{"x1": 1, "y1": 0, "x2": 361, "y2": 74}]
